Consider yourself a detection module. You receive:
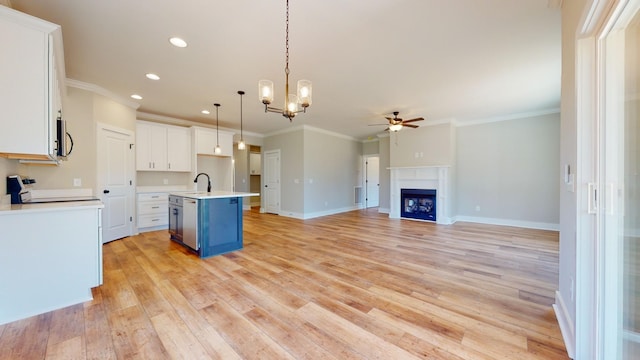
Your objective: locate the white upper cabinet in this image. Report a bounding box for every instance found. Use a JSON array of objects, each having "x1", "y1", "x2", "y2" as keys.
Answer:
[
  {"x1": 136, "y1": 121, "x2": 191, "y2": 172},
  {"x1": 166, "y1": 126, "x2": 192, "y2": 171},
  {"x1": 194, "y1": 127, "x2": 234, "y2": 157},
  {"x1": 0, "y1": 7, "x2": 65, "y2": 161},
  {"x1": 250, "y1": 153, "x2": 261, "y2": 175}
]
